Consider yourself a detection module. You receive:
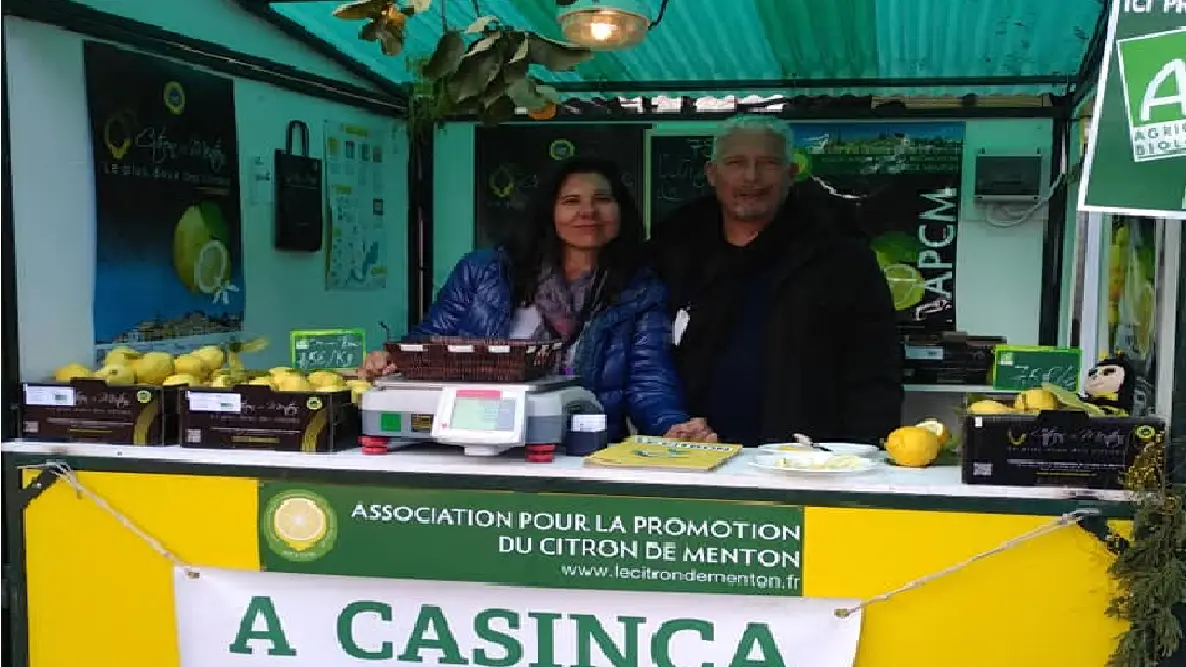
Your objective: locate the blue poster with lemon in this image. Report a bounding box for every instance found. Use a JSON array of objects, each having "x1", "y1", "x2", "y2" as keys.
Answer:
[{"x1": 83, "y1": 41, "x2": 244, "y2": 361}]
